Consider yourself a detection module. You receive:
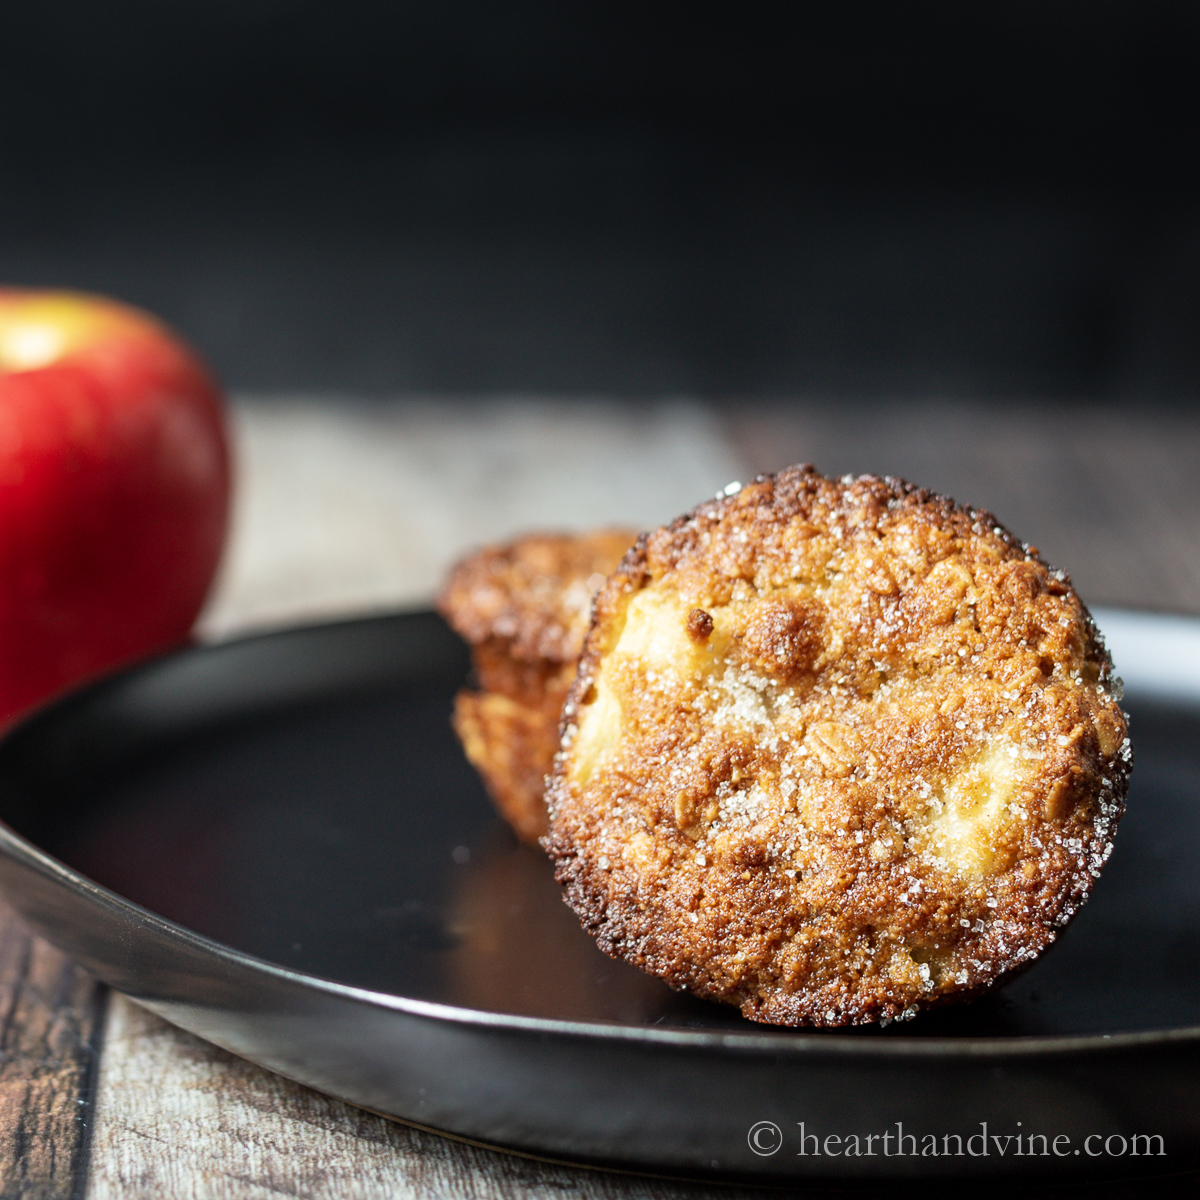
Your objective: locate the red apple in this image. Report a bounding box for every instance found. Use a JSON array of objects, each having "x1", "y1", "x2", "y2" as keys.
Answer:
[{"x1": 0, "y1": 288, "x2": 231, "y2": 726}]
